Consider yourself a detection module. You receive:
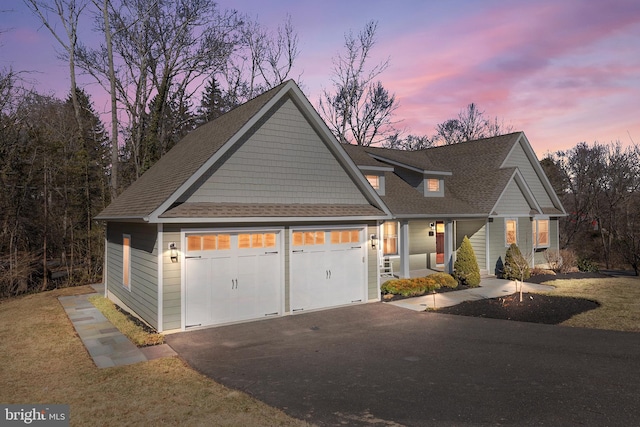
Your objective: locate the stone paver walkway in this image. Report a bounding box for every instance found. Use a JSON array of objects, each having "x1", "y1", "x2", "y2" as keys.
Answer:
[{"x1": 58, "y1": 285, "x2": 176, "y2": 368}]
